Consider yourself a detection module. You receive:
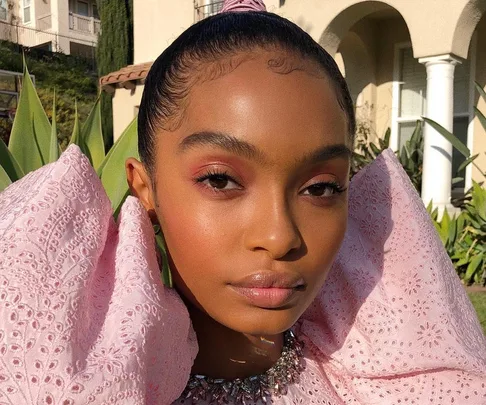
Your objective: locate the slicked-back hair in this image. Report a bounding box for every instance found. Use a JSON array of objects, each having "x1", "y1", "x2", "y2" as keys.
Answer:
[{"x1": 138, "y1": 11, "x2": 356, "y2": 172}]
